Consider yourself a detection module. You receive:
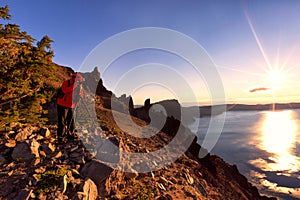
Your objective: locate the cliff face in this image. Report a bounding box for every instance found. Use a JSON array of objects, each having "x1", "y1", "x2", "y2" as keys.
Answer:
[
  {"x1": 123, "y1": 97, "x2": 276, "y2": 199},
  {"x1": 0, "y1": 111, "x2": 274, "y2": 199},
  {"x1": 0, "y1": 66, "x2": 276, "y2": 199},
  {"x1": 0, "y1": 109, "x2": 276, "y2": 200}
]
